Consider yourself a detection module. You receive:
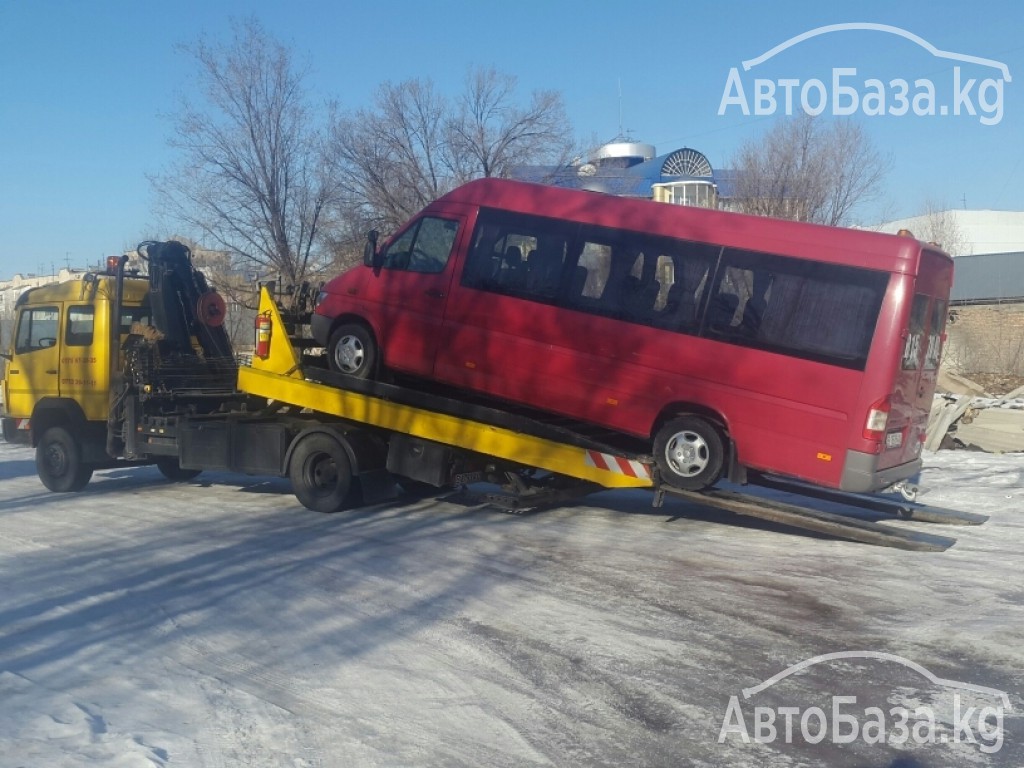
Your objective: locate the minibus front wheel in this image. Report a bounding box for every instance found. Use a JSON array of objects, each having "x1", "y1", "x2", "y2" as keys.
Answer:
[
  {"x1": 328, "y1": 323, "x2": 378, "y2": 379},
  {"x1": 653, "y1": 416, "x2": 725, "y2": 491}
]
